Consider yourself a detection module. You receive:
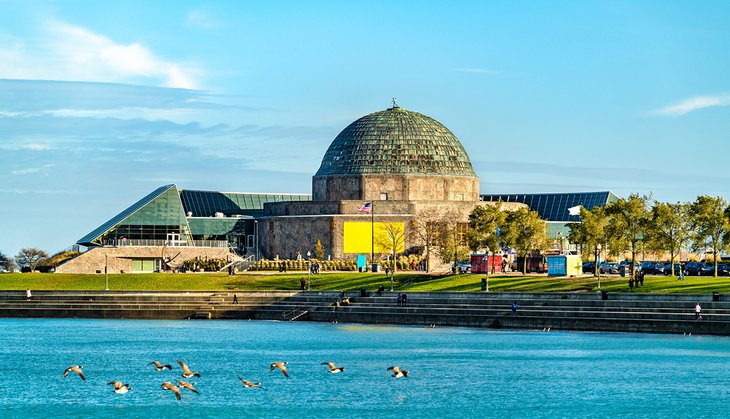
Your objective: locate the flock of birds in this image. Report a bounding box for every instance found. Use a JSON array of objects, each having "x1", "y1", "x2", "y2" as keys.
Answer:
[{"x1": 62, "y1": 359, "x2": 408, "y2": 401}]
